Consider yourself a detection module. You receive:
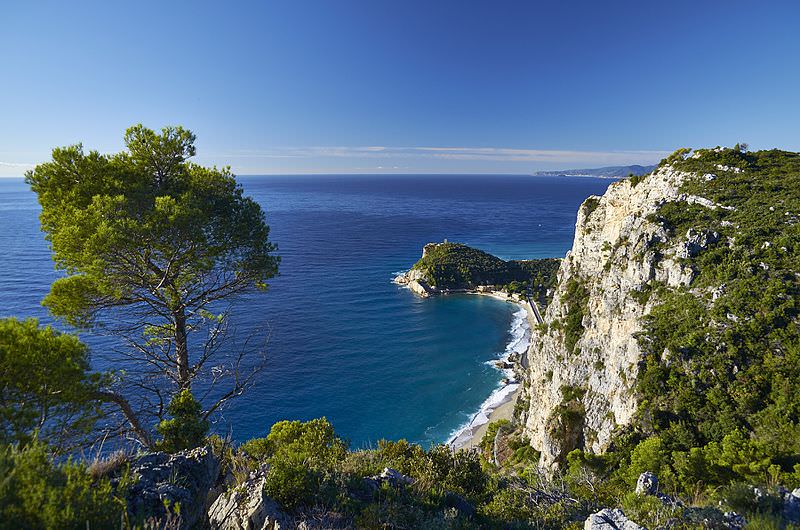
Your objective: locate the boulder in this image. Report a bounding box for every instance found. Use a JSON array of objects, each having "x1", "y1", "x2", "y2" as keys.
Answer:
[
  {"x1": 126, "y1": 445, "x2": 221, "y2": 528},
  {"x1": 723, "y1": 511, "x2": 747, "y2": 529},
  {"x1": 584, "y1": 508, "x2": 644, "y2": 530},
  {"x1": 681, "y1": 228, "x2": 720, "y2": 258},
  {"x1": 633, "y1": 471, "x2": 683, "y2": 507},
  {"x1": 444, "y1": 491, "x2": 475, "y2": 518},
  {"x1": 372, "y1": 467, "x2": 415, "y2": 487},
  {"x1": 783, "y1": 488, "x2": 800, "y2": 523},
  {"x1": 635, "y1": 471, "x2": 659, "y2": 496},
  {"x1": 208, "y1": 468, "x2": 291, "y2": 530},
  {"x1": 360, "y1": 467, "x2": 415, "y2": 499},
  {"x1": 407, "y1": 279, "x2": 435, "y2": 297},
  {"x1": 495, "y1": 360, "x2": 515, "y2": 370}
]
